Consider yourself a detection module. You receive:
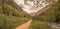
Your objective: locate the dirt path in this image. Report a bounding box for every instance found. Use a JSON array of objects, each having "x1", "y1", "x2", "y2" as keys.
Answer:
[{"x1": 15, "y1": 20, "x2": 32, "y2": 29}]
